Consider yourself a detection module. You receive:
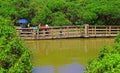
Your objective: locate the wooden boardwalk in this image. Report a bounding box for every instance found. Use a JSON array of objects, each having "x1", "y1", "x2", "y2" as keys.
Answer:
[{"x1": 16, "y1": 25, "x2": 120, "y2": 40}]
